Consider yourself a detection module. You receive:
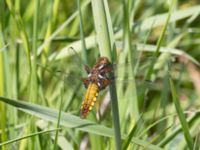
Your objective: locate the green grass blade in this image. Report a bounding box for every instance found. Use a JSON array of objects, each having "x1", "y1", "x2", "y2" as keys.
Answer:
[
  {"x1": 49, "y1": 5, "x2": 200, "y2": 61},
  {"x1": 37, "y1": 0, "x2": 90, "y2": 55},
  {"x1": 0, "y1": 96, "x2": 114, "y2": 136},
  {"x1": 122, "y1": 116, "x2": 143, "y2": 149},
  {"x1": 77, "y1": 0, "x2": 88, "y2": 65},
  {"x1": 0, "y1": 128, "x2": 61, "y2": 147},
  {"x1": 169, "y1": 78, "x2": 194, "y2": 149},
  {"x1": 2, "y1": 1, "x2": 200, "y2": 149},
  {"x1": 122, "y1": 0, "x2": 139, "y2": 120},
  {"x1": 91, "y1": 0, "x2": 121, "y2": 149},
  {"x1": 0, "y1": 96, "x2": 164, "y2": 150},
  {"x1": 53, "y1": 88, "x2": 64, "y2": 150},
  {"x1": 0, "y1": 33, "x2": 7, "y2": 150},
  {"x1": 134, "y1": 5, "x2": 200, "y2": 31},
  {"x1": 145, "y1": 0, "x2": 174, "y2": 80},
  {"x1": 158, "y1": 112, "x2": 200, "y2": 147},
  {"x1": 42, "y1": 0, "x2": 60, "y2": 59},
  {"x1": 5, "y1": 0, "x2": 32, "y2": 70}
]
